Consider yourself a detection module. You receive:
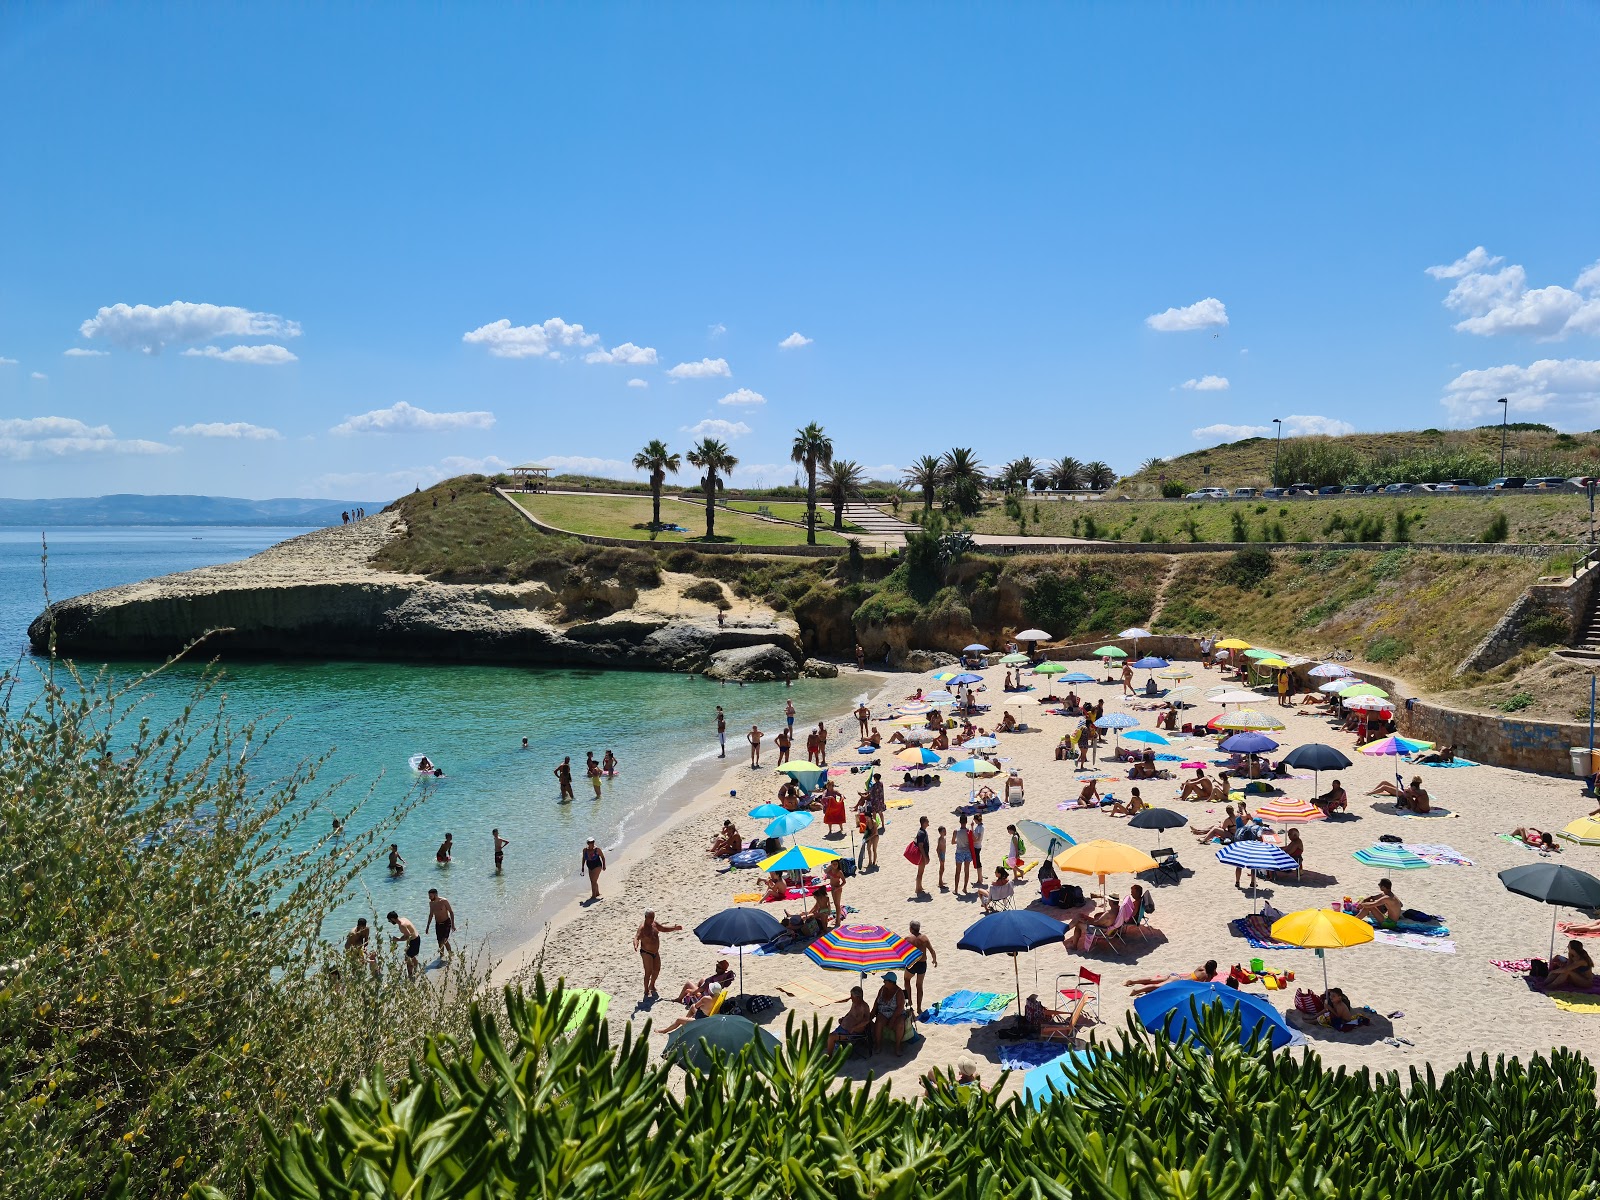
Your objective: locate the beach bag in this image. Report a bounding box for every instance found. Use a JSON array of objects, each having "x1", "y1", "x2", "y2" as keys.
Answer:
[
  {"x1": 1294, "y1": 989, "x2": 1324, "y2": 1015},
  {"x1": 903, "y1": 841, "x2": 923, "y2": 865},
  {"x1": 1531, "y1": 959, "x2": 1549, "y2": 978}
]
